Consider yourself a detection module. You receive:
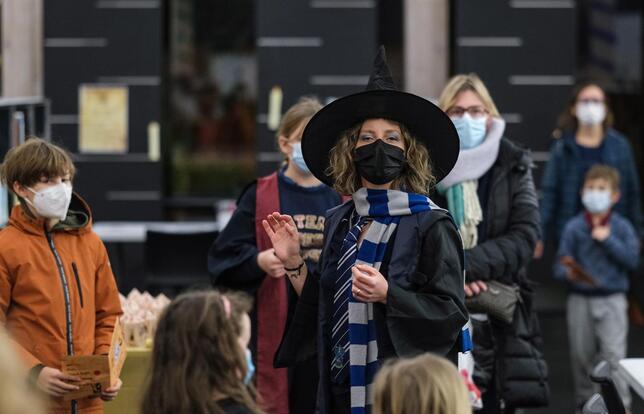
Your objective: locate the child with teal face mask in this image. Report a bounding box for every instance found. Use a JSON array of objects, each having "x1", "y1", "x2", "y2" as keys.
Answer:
[
  {"x1": 289, "y1": 141, "x2": 311, "y2": 173},
  {"x1": 277, "y1": 98, "x2": 323, "y2": 180},
  {"x1": 141, "y1": 290, "x2": 263, "y2": 414},
  {"x1": 232, "y1": 296, "x2": 255, "y2": 384}
]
